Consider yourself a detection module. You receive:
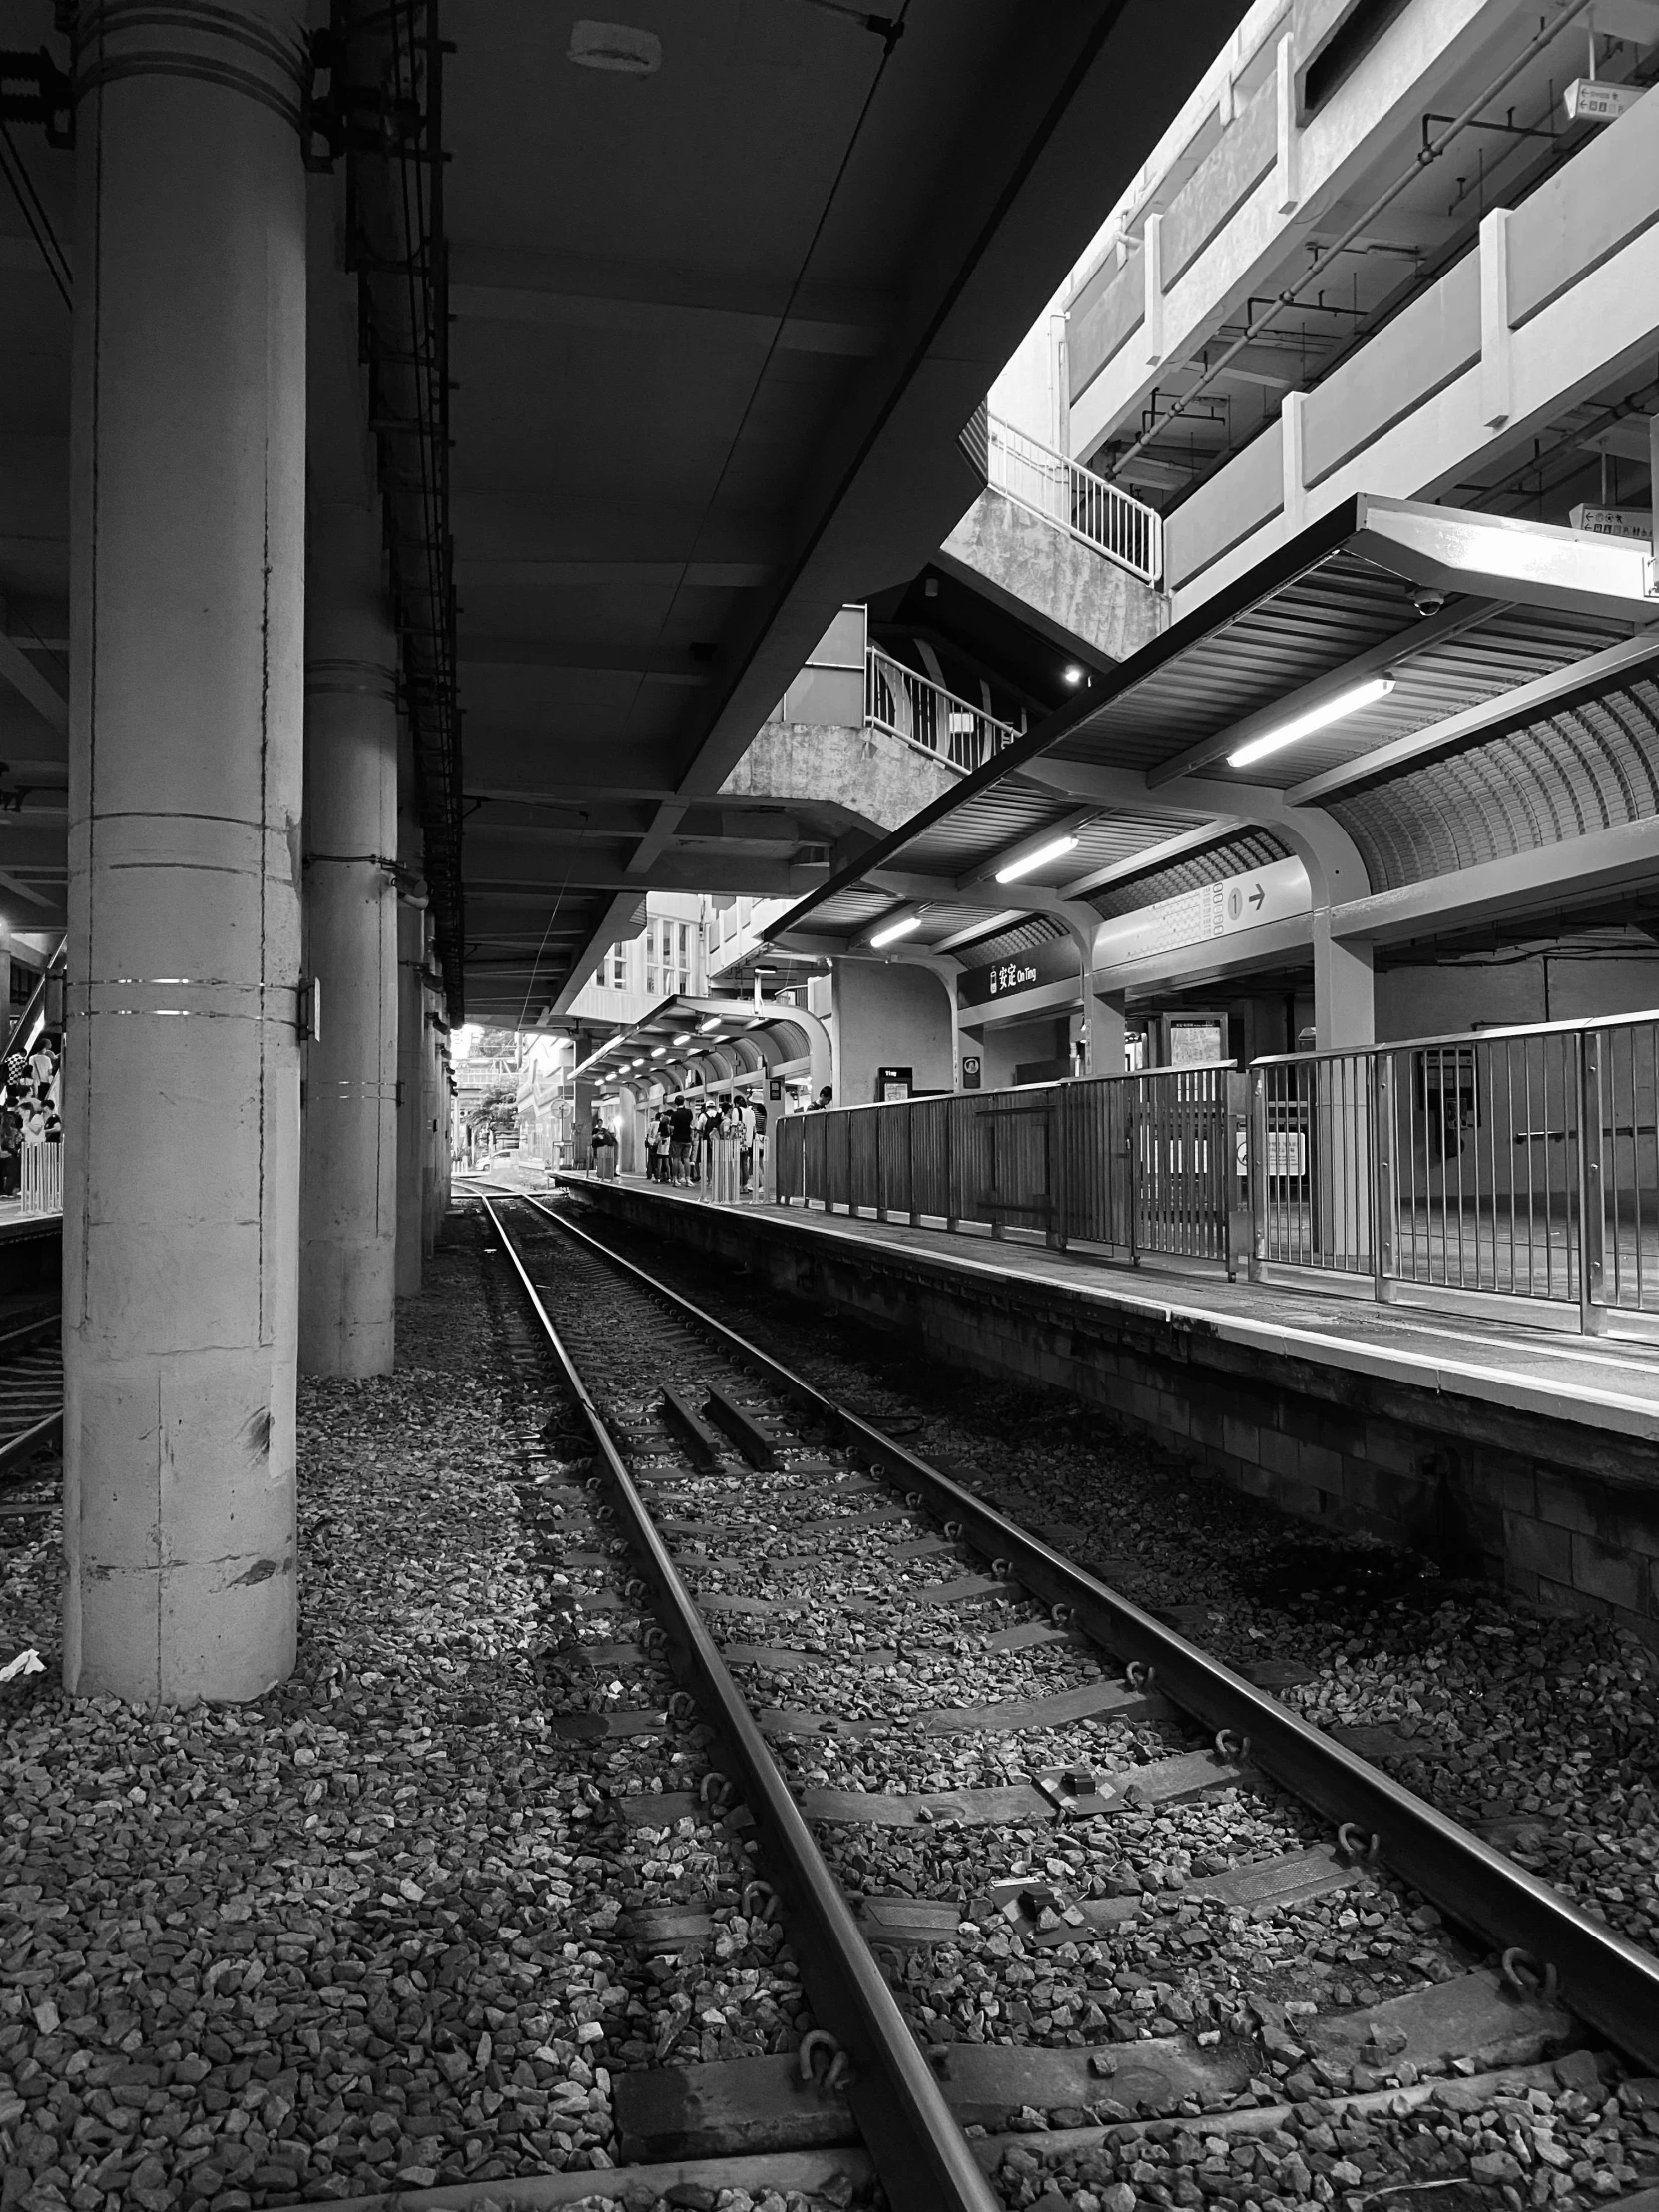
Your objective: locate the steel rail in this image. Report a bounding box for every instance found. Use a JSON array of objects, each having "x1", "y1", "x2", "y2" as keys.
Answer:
[
  {"x1": 478, "y1": 1196, "x2": 1000, "y2": 2212},
  {"x1": 512, "y1": 1188, "x2": 1659, "y2": 2073},
  {"x1": 0, "y1": 1409, "x2": 61, "y2": 1478}
]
